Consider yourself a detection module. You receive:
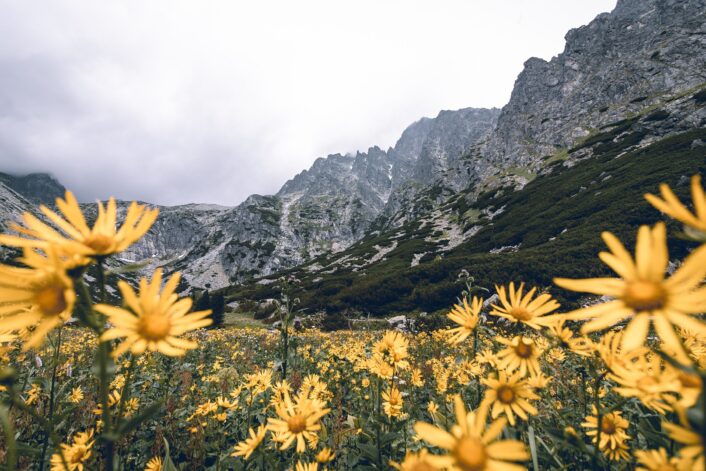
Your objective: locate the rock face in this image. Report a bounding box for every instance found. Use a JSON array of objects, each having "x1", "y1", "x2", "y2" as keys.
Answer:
[
  {"x1": 0, "y1": 172, "x2": 65, "y2": 206},
  {"x1": 482, "y1": 0, "x2": 706, "y2": 172},
  {"x1": 0, "y1": 180, "x2": 42, "y2": 261},
  {"x1": 128, "y1": 107, "x2": 501, "y2": 290},
  {"x1": 1, "y1": 0, "x2": 705, "y2": 293}
]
